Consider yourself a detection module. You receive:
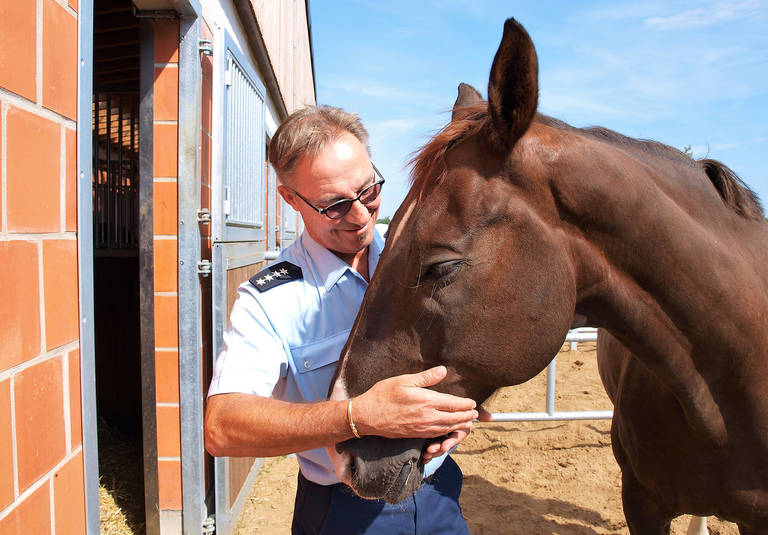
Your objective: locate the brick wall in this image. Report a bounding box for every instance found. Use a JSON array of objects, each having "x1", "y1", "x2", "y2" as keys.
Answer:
[
  {"x1": 151, "y1": 19, "x2": 183, "y2": 512},
  {"x1": 0, "y1": 0, "x2": 86, "y2": 533}
]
